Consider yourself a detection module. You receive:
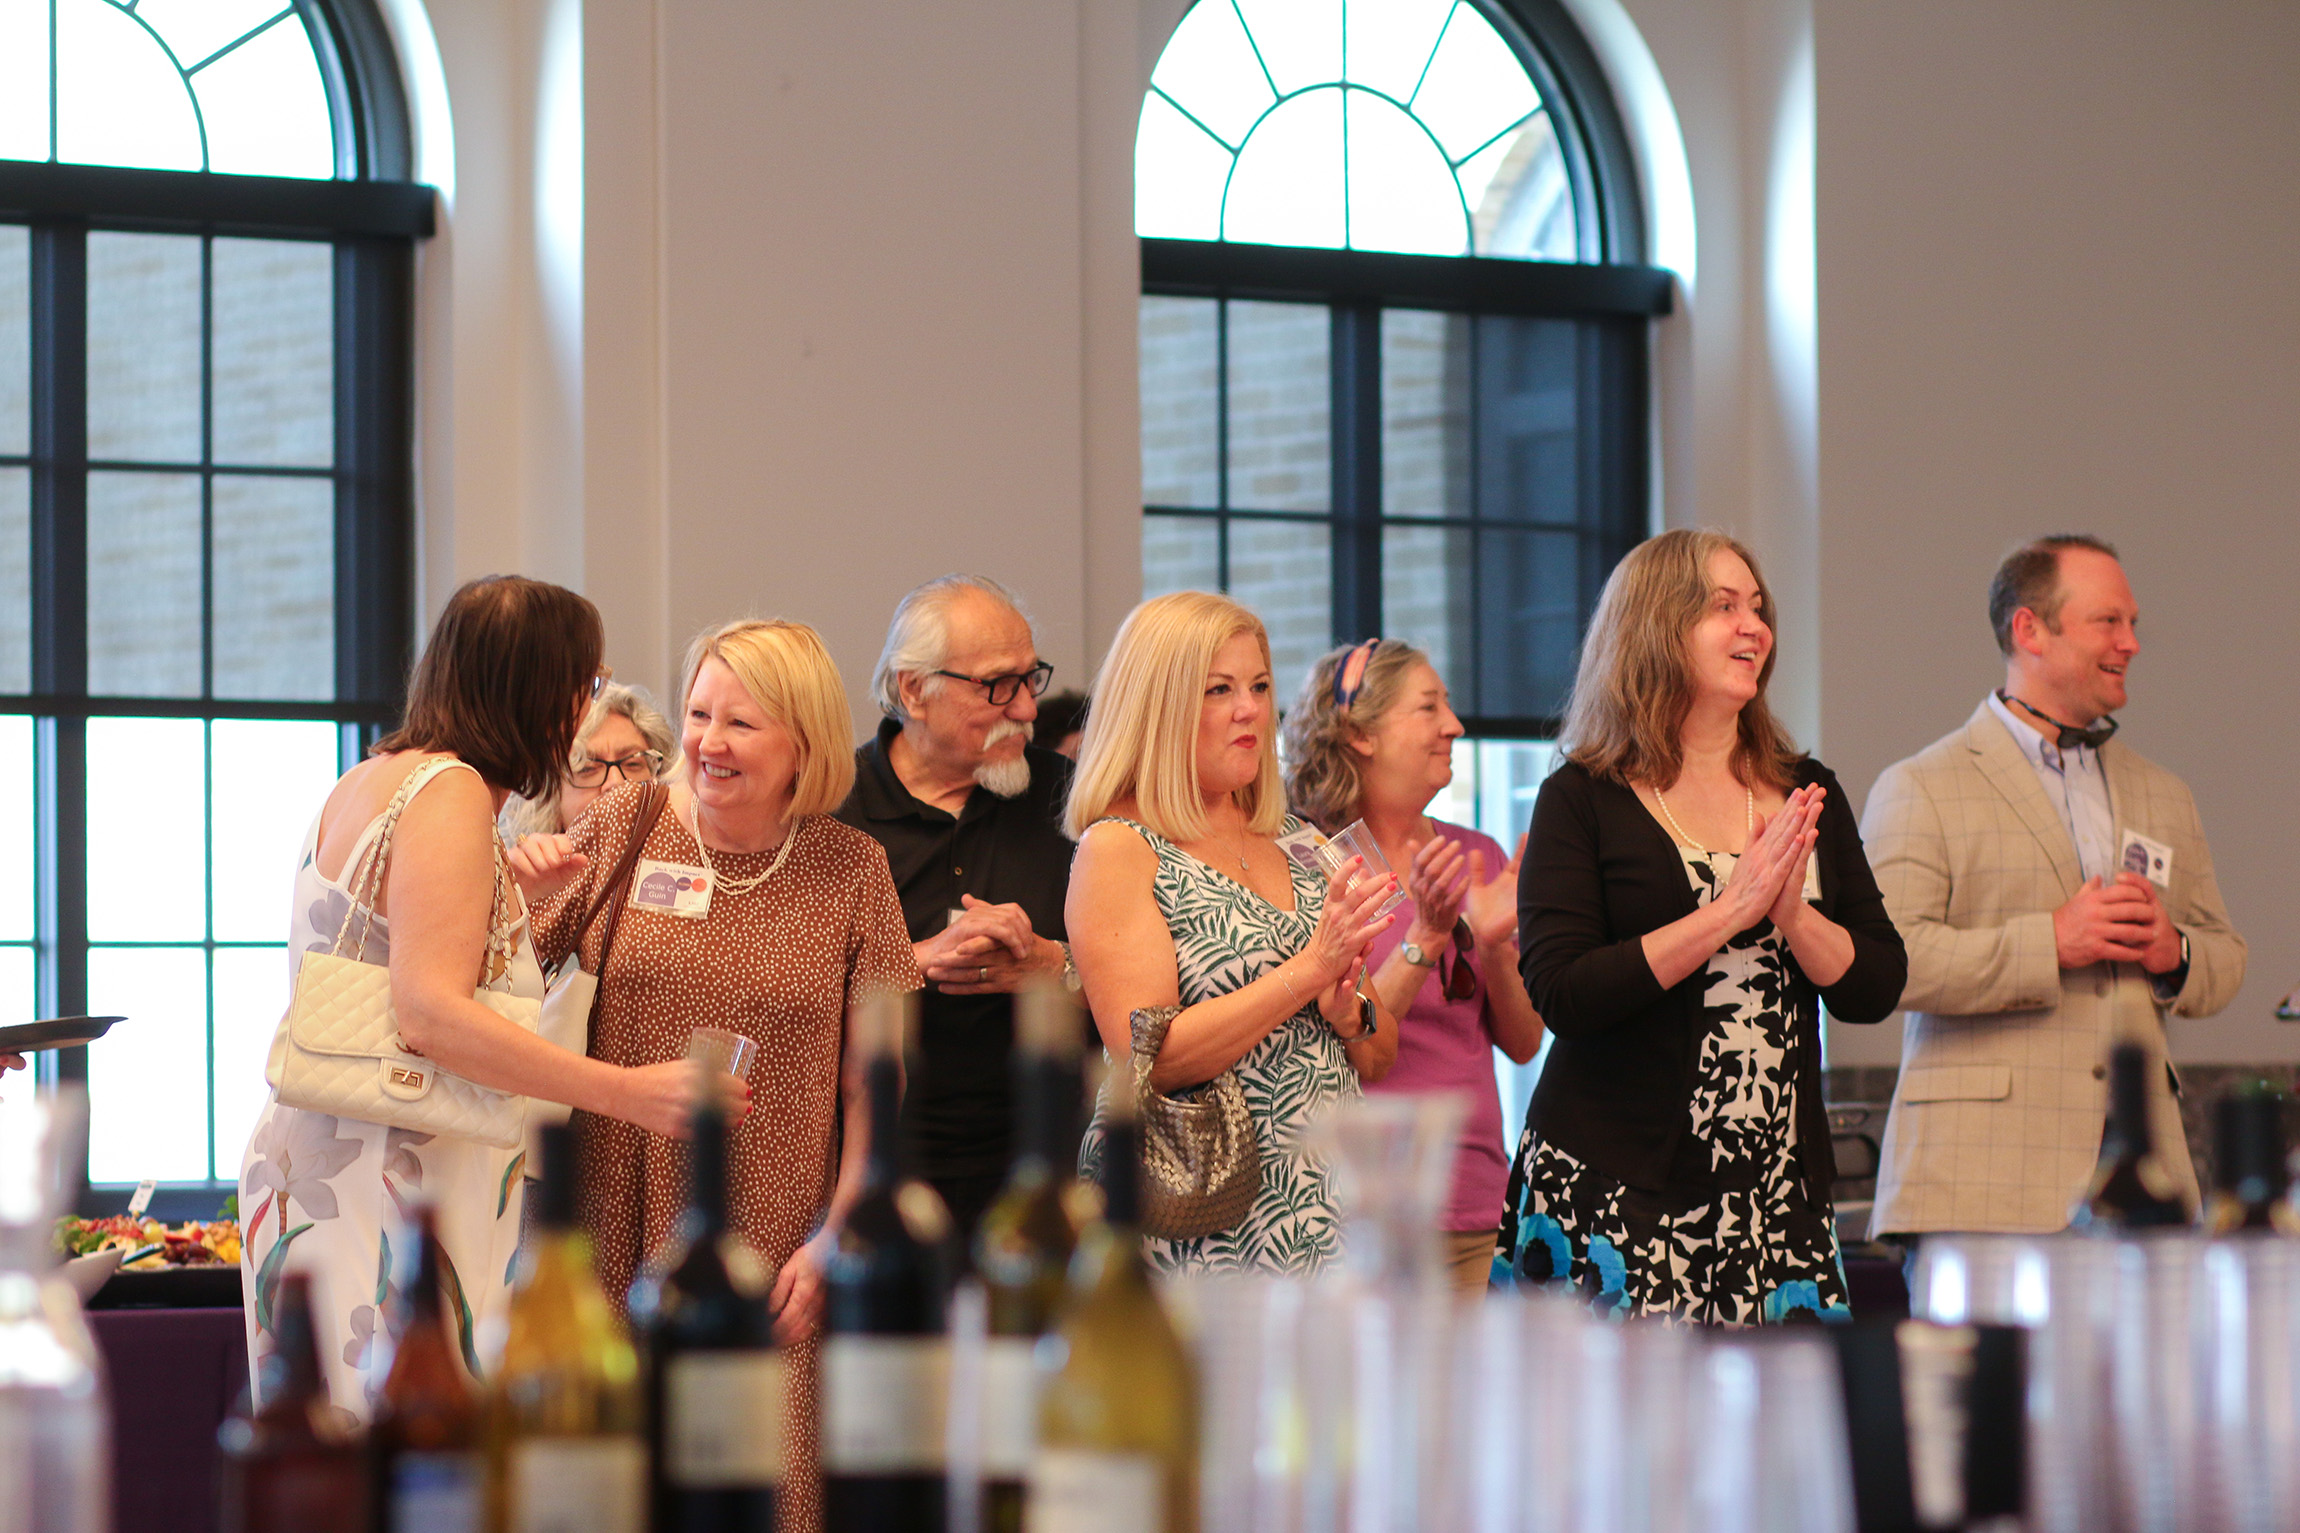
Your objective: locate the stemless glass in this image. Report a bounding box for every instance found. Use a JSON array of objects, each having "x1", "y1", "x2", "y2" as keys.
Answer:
[{"x1": 0, "y1": 1090, "x2": 110, "y2": 1533}]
